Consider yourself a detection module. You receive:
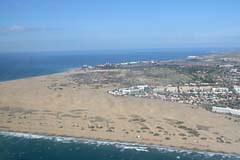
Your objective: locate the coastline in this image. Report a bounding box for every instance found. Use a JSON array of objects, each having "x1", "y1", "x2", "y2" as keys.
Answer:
[
  {"x1": 0, "y1": 49, "x2": 219, "y2": 83},
  {"x1": 0, "y1": 52, "x2": 240, "y2": 155},
  {"x1": 1, "y1": 129, "x2": 240, "y2": 158}
]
